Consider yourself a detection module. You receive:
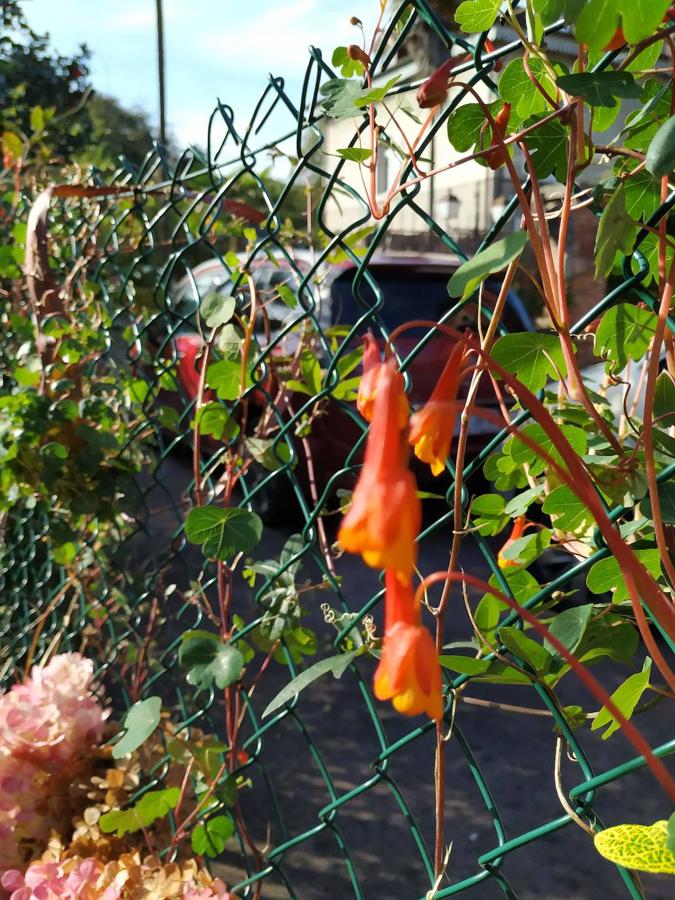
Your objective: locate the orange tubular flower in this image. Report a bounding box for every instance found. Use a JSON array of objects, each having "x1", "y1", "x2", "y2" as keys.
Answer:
[
  {"x1": 356, "y1": 332, "x2": 409, "y2": 427},
  {"x1": 498, "y1": 516, "x2": 530, "y2": 569},
  {"x1": 339, "y1": 359, "x2": 420, "y2": 583},
  {"x1": 374, "y1": 571, "x2": 443, "y2": 720},
  {"x1": 408, "y1": 338, "x2": 469, "y2": 476}
]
